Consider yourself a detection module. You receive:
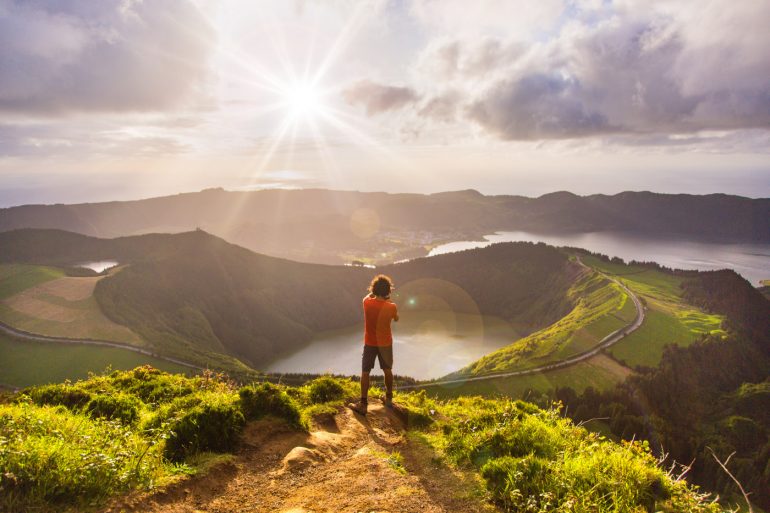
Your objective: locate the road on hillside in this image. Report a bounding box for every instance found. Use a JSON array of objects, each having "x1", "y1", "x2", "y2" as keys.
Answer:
[
  {"x1": 397, "y1": 256, "x2": 645, "y2": 390},
  {"x1": 0, "y1": 319, "x2": 203, "y2": 371}
]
